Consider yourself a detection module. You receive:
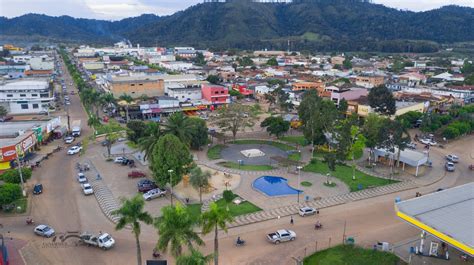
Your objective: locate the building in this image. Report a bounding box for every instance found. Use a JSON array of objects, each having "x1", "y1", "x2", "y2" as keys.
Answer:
[
  {"x1": 29, "y1": 56, "x2": 54, "y2": 70},
  {"x1": 12, "y1": 55, "x2": 32, "y2": 64},
  {"x1": 328, "y1": 86, "x2": 368, "y2": 106},
  {"x1": 292, "y1": 81, "x2": 325, "y2": 92},
  {"x1": 108, "y1": 75, "x2": 164, "y2": 98},
  {"x1": 159, "y1": 61, "x2": 193, "y2": 71},
  {"x1": 355, "y1": 75, "x2": 385, "y2": 89},
  {"x1": 331, "y1": 56, "x2": 345, "y2": 65},
  {"x1": 355, "y1": 96, "x2": 425, "y2": 118},
  {"x1": 167, "y1": 83, "x2": 202, "y2": 102},
  {"x1": 0, "y1": 79, "x2": 54, "y2": 114},
  {"x1": 201, "y1": 84, "x2": 229, "y2": 105},
  {"x1": 82, "y1": 61, "x2": 105, "y2": 71}
]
